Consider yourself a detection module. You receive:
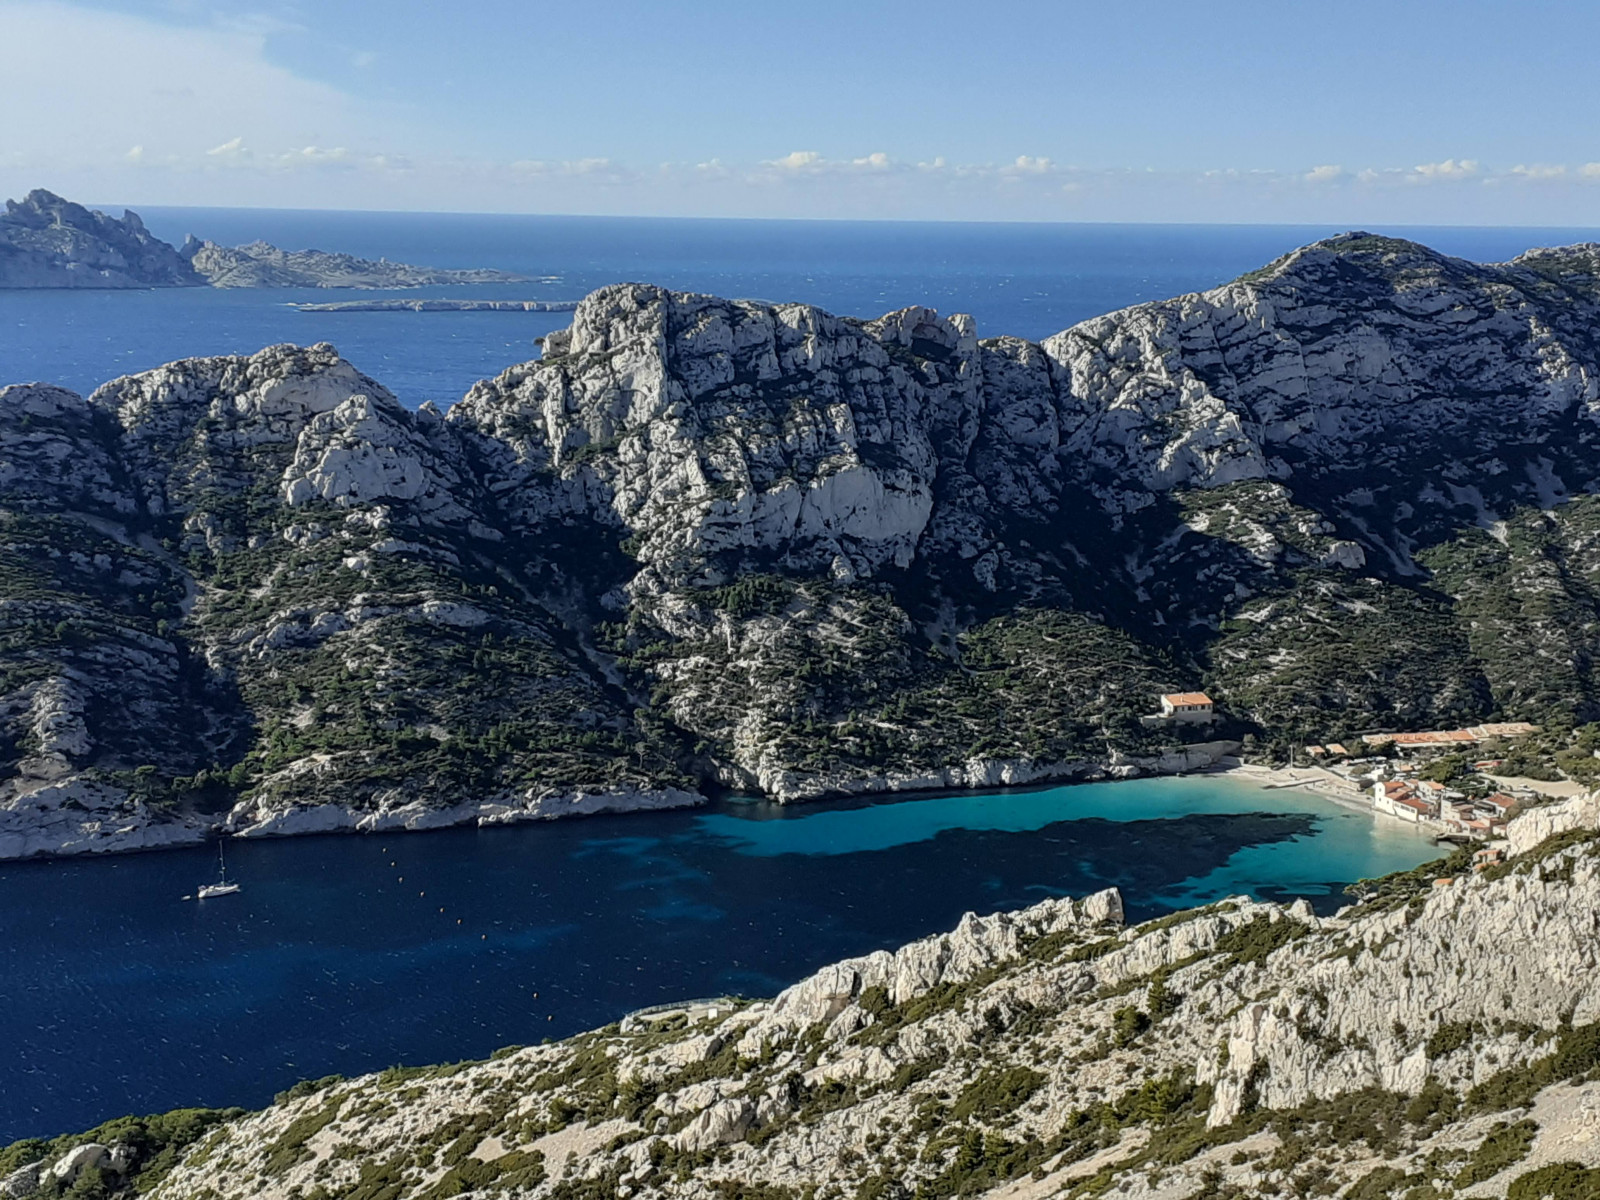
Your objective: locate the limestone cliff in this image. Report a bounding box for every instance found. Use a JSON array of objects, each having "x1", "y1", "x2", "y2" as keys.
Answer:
[
  {"x1": 12, "y1": 793, "x2": 1599, "y2": 1200},
  {"x1": 11, "y1": 233, "x2": 1600, "y2": 855}
]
